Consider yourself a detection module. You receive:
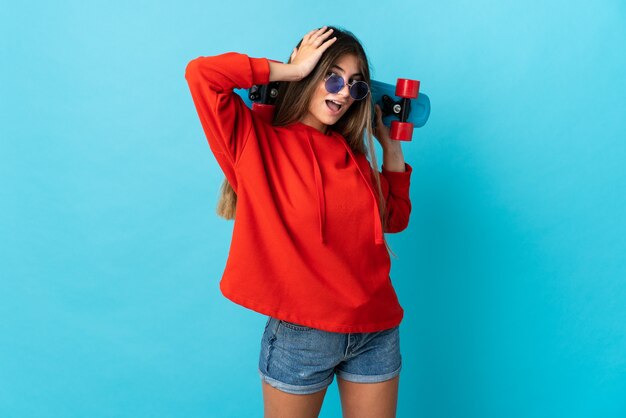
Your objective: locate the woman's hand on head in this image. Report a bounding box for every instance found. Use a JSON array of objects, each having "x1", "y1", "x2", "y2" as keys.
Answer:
[{"x1": 290, "y1": 26, "x2": 337, "y2": 80}]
